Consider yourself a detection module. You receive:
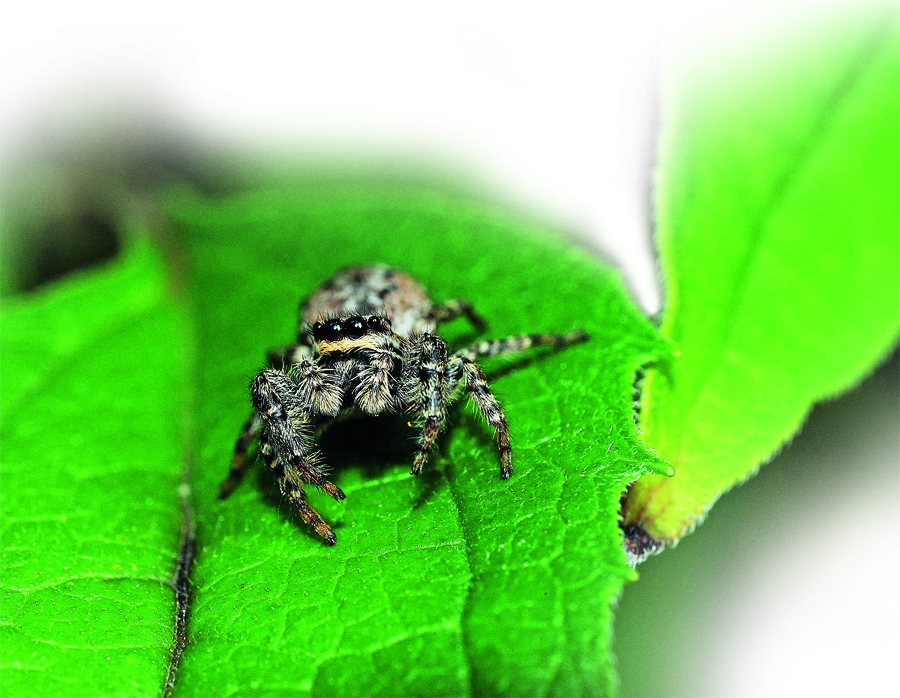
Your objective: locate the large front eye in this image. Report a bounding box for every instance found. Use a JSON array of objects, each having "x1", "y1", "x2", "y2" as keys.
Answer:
[
  {"x1": 345, "y1": 316, "x2": 366, "y2": 339},
  {"x1": 323, "y1": 320, "x2": 343, "y2": 341}
]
